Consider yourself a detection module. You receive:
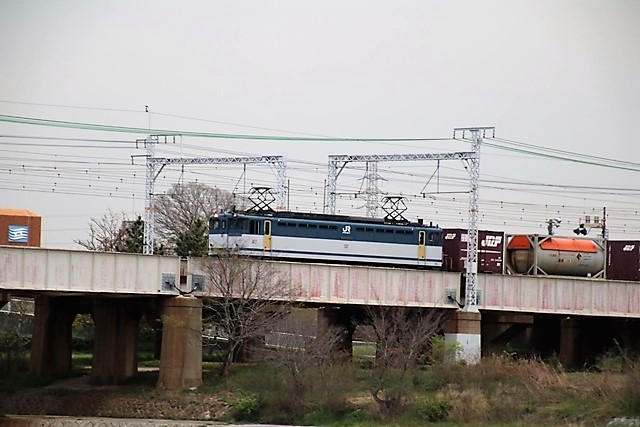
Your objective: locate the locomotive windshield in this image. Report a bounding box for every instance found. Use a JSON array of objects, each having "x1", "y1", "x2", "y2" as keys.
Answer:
[
  {"x1": 229, "y1": 218, "x2": 248, "y2": 230},
  {"x1": 209, "y1": 218, "x2": 221, "y2": 233}
]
